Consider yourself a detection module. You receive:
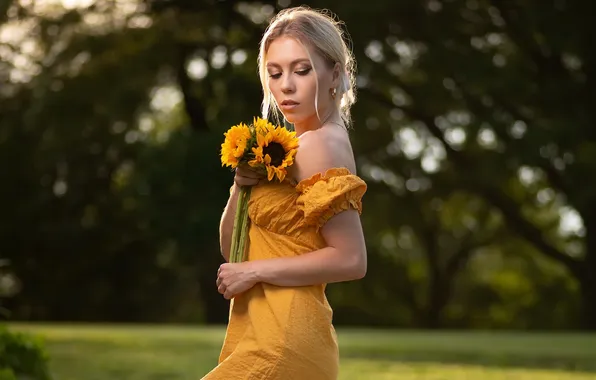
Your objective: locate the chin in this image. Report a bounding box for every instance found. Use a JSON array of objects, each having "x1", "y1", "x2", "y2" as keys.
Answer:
[
  {"x1": 281, "y1": 112, "x2": 307, "y2": 125},
  {"x1": 283, "y1": 115, "x2": 297, "y2": 124}
]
